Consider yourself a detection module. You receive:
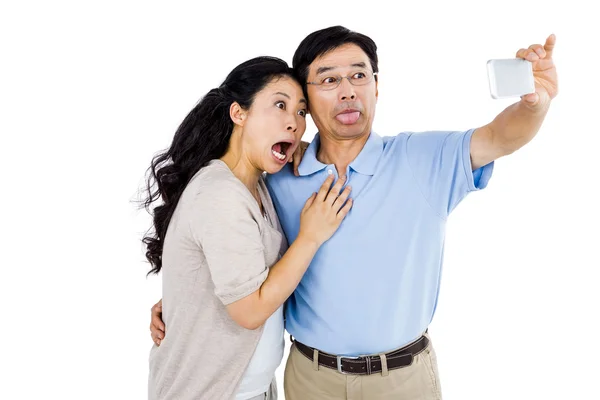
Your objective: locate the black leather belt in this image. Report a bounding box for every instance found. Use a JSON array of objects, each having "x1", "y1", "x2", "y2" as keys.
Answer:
[{"x1": 294, "y1": 334, "x2": 429, "y2": 375}]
